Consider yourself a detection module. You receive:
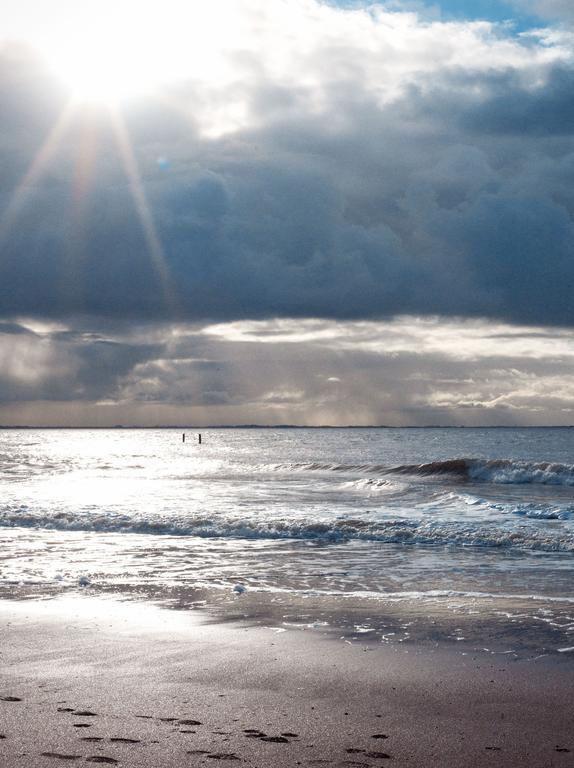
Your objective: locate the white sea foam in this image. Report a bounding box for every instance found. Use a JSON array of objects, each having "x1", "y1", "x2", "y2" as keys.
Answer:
[{"x1": 2, "y1": 505, "x2": 574, "y2": 552}]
